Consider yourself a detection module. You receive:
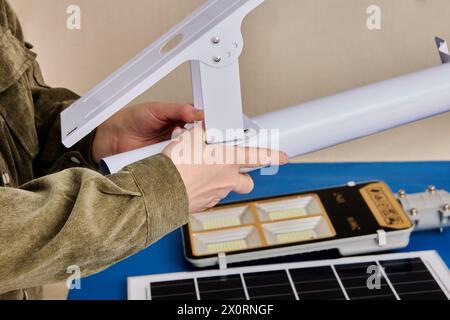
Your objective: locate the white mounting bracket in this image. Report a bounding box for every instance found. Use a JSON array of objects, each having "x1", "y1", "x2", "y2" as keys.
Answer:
[{"x1": 61, "y1": 0, "x2": 265, "y2": 147}]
